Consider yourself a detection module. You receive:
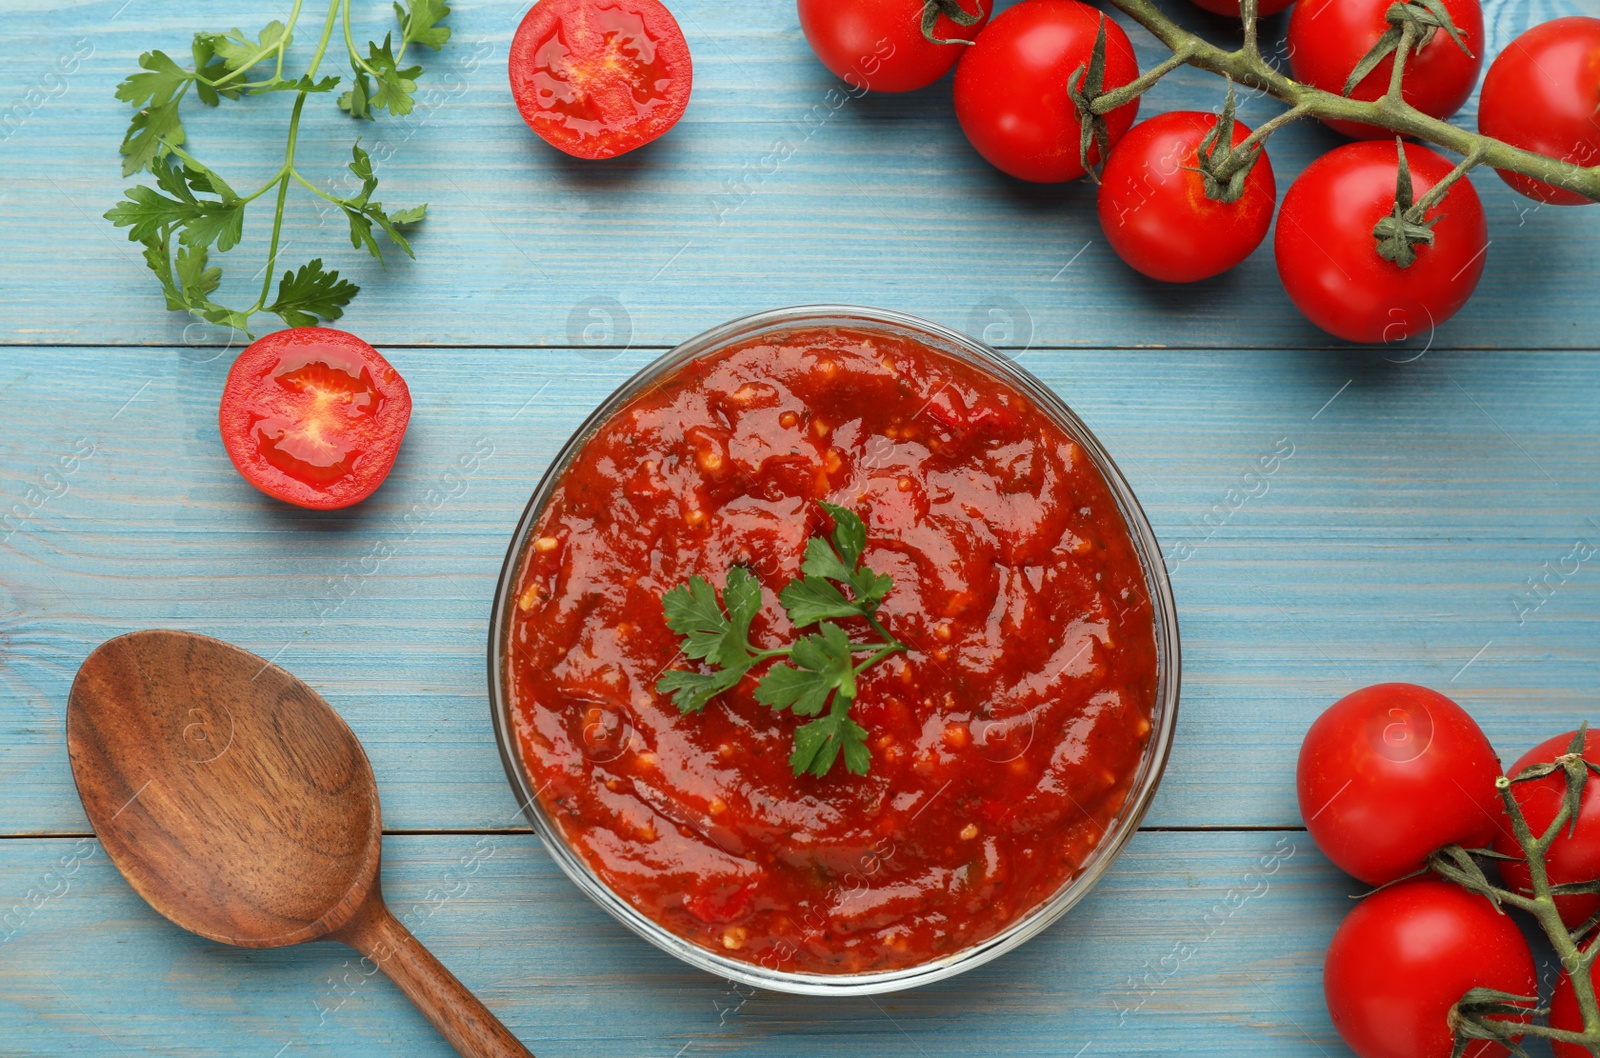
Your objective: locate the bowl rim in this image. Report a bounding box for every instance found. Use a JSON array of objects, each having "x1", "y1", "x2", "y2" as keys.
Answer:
[{"x1": 487, "y1": 304, "x2": 1181, "y2": 996}]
